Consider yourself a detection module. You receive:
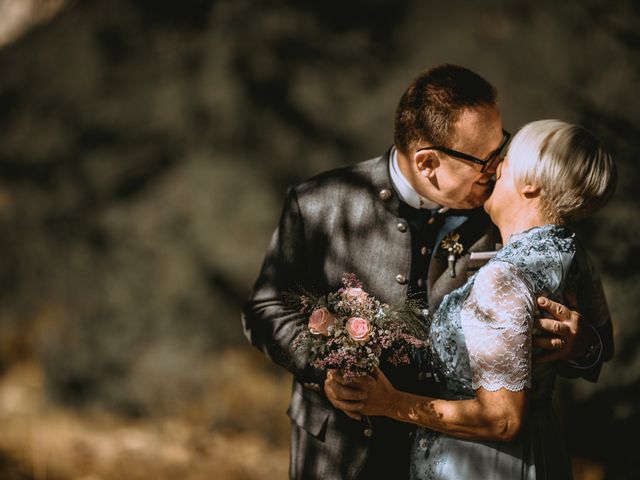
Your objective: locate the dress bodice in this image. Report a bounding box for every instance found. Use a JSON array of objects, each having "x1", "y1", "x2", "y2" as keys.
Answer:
[{"x1": 426, "y1": 224, "x2": 576, "y2": 401}]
